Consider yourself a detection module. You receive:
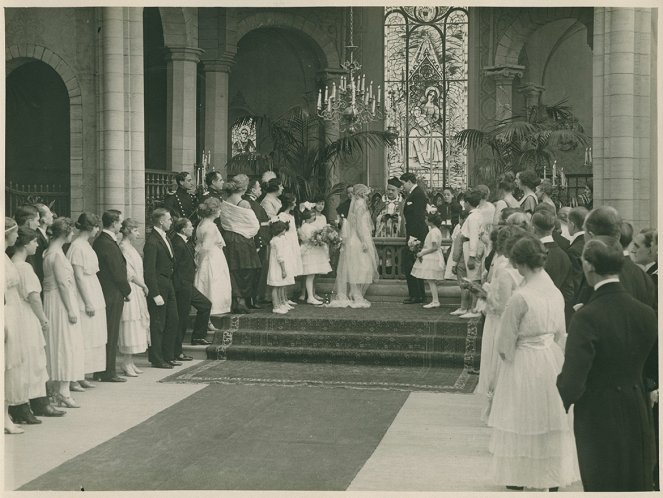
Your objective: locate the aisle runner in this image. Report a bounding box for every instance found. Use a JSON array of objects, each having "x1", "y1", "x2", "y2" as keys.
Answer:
[
  {"x1": 160, "y1": 360, "x2": 478, "y2": 393},
  {"x1": 20, "y1": 384, "x2": 408, "y2": 491}
]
